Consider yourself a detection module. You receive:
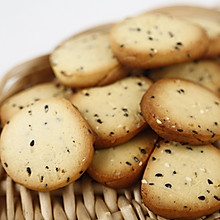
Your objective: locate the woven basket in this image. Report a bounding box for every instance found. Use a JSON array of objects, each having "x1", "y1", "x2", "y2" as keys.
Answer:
[{"x1": 0, "y1": 24, "x2": 220, "y2": 220}]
